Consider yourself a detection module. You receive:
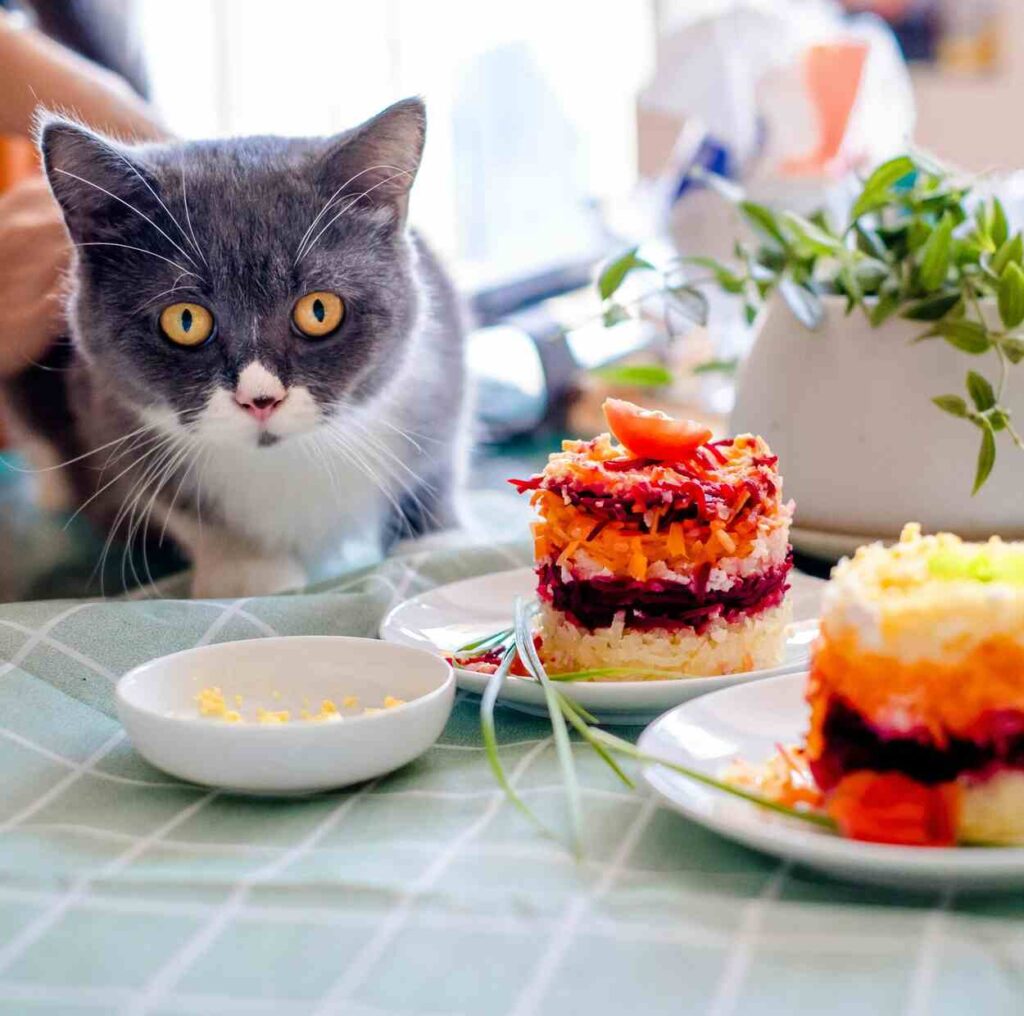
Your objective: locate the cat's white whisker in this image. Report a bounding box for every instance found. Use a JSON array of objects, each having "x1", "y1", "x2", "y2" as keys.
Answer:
[
  {"x1": 301, "y1": 433, "x2": 342, "y2": 505},
  {"x1": 53, "y1": 167, "x2": 202, "y2": 272},
  {"x1": 334, "y1": 413, "x2": 434, "y2": 491},
  {"x1": 328, "y1": 412, "x2": 430, "y2": 494},
  {"x1": 98, "y1": 429, "x2": 167, "y2": 476},
  {"x1": 70, "y1": 432, "x2": 173, "y2": 530},
  {"x1": 116, "y1": 432, "x2": 192, "y2": 593},
  {"x1": 318, "y1": 428, "x2": 409, "y2": 526},
  {"x1": 296, "y1": 171, "x2": 411, "y2": 264},
  {"x1": 159, "y1": 440, "x2": 206, "y2": 546},
  {"x1": 293, "y1": 163, "x2": 411, "y2": 264},
  {"x1": 131, "y1": 438, "x2": 196, "y2": 594},
  {"x1": 178, "y1": 164, "x2": 209, "y2": 268},
  {"x1": 107, "y1": 149, "x2": 209, "y2": 269},
  {"x1": 72, "y1": 242, "x2": 202, "y2": 278},
  {"x1": 319, "y1": 424, "x2": 440, "y2": 539},
  {"x1": 133, "y1": 273, "x2": 201, "y2": 315},
  {"x1": 0, "y1": 422, "x2": 154, "y2": 474},
  {"x1": 88, "y1": 436, "x2": 177, "y2": 591},
  {"x1": 118, "y1": 446, "x2": 175, "y2": 594},
  {"x1": 373, "y1": 415, "x2": 436, "y2": 452}
]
